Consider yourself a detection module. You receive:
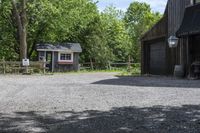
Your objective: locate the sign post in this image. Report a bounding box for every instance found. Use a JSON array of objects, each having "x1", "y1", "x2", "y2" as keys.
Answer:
[{"x1": 22, "y1": 58, "x2": 30, "y2": 73}]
